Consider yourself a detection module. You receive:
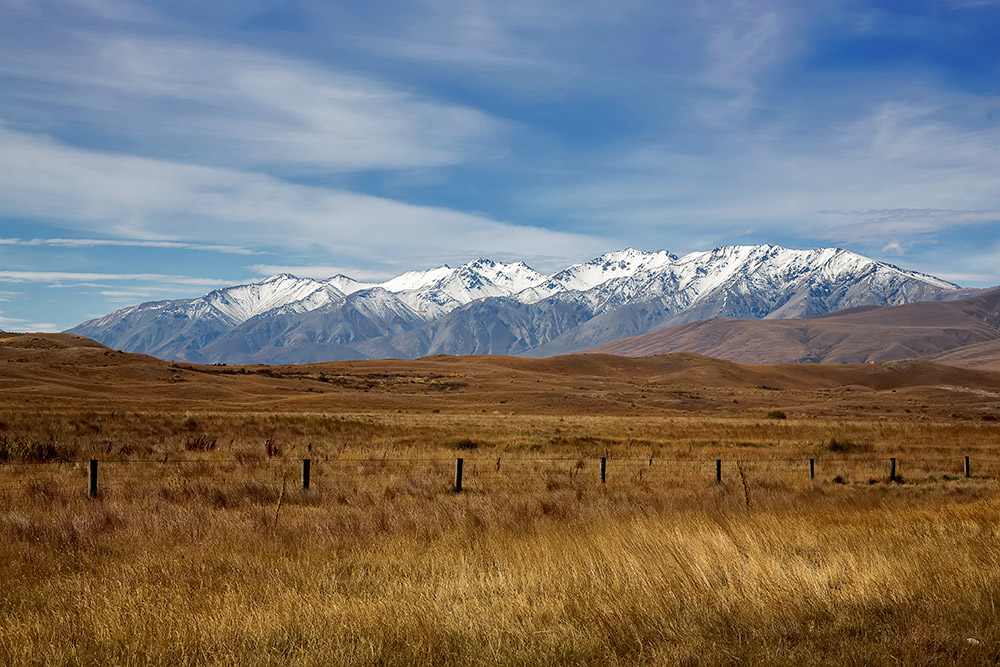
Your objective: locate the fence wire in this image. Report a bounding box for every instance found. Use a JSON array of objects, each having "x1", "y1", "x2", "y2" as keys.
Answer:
[{"x1": 0, "y1": 454, "x2": 991, "y2": 502}]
